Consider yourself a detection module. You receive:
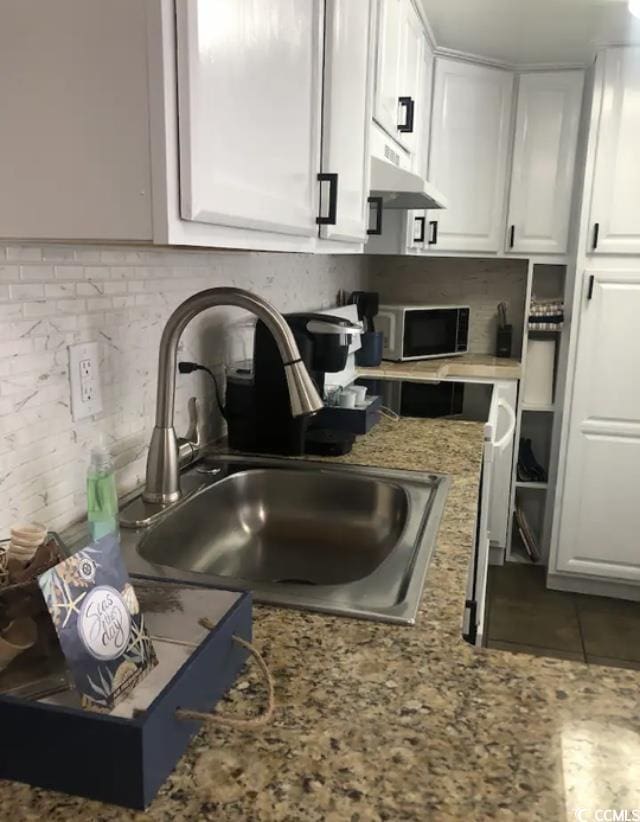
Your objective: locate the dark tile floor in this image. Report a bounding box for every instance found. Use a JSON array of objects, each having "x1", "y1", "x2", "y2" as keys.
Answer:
[{"x1": 485, "y1": 564, "x2": 640, "y2": 669}]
